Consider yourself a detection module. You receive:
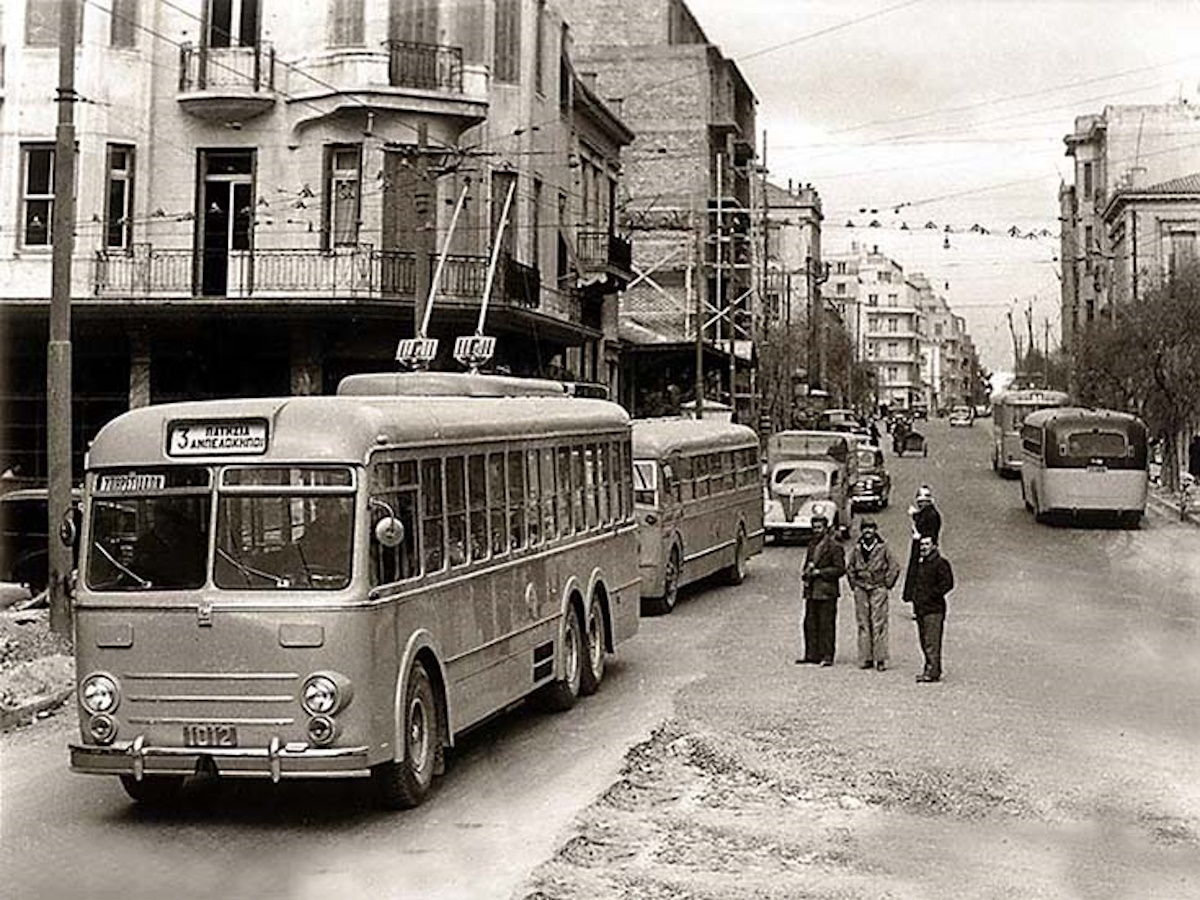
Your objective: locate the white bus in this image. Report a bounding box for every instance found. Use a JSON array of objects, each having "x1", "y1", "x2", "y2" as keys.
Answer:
[
  {"x1": 70, "y1": 372, "x2": 639, "y2": 808},
  {"x1": 991, "y1": 389, "x2": 1070, "y2": 477},
  {"x1": 631, "y1": 418, "x2": 764, "y2": 614},
  {"x1": 1020, "y1": 407, "x2": 1148, "y2": 526}
]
